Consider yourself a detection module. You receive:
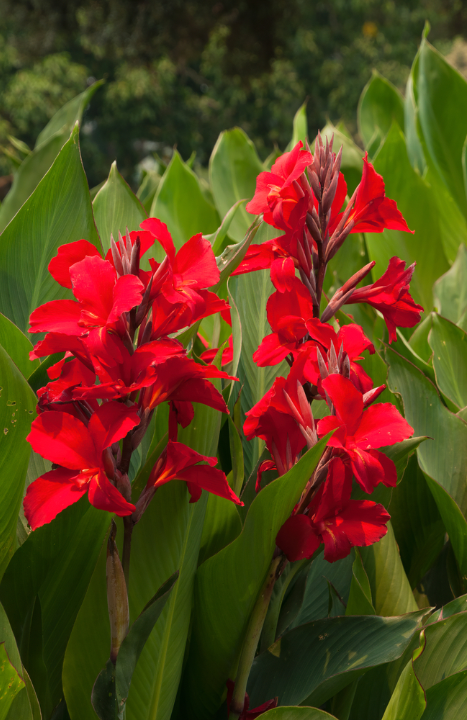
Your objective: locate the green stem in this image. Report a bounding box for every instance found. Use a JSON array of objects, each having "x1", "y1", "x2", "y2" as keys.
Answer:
[{"x1": 229, "y1": 555, "x2": 282, "y2": 719}]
